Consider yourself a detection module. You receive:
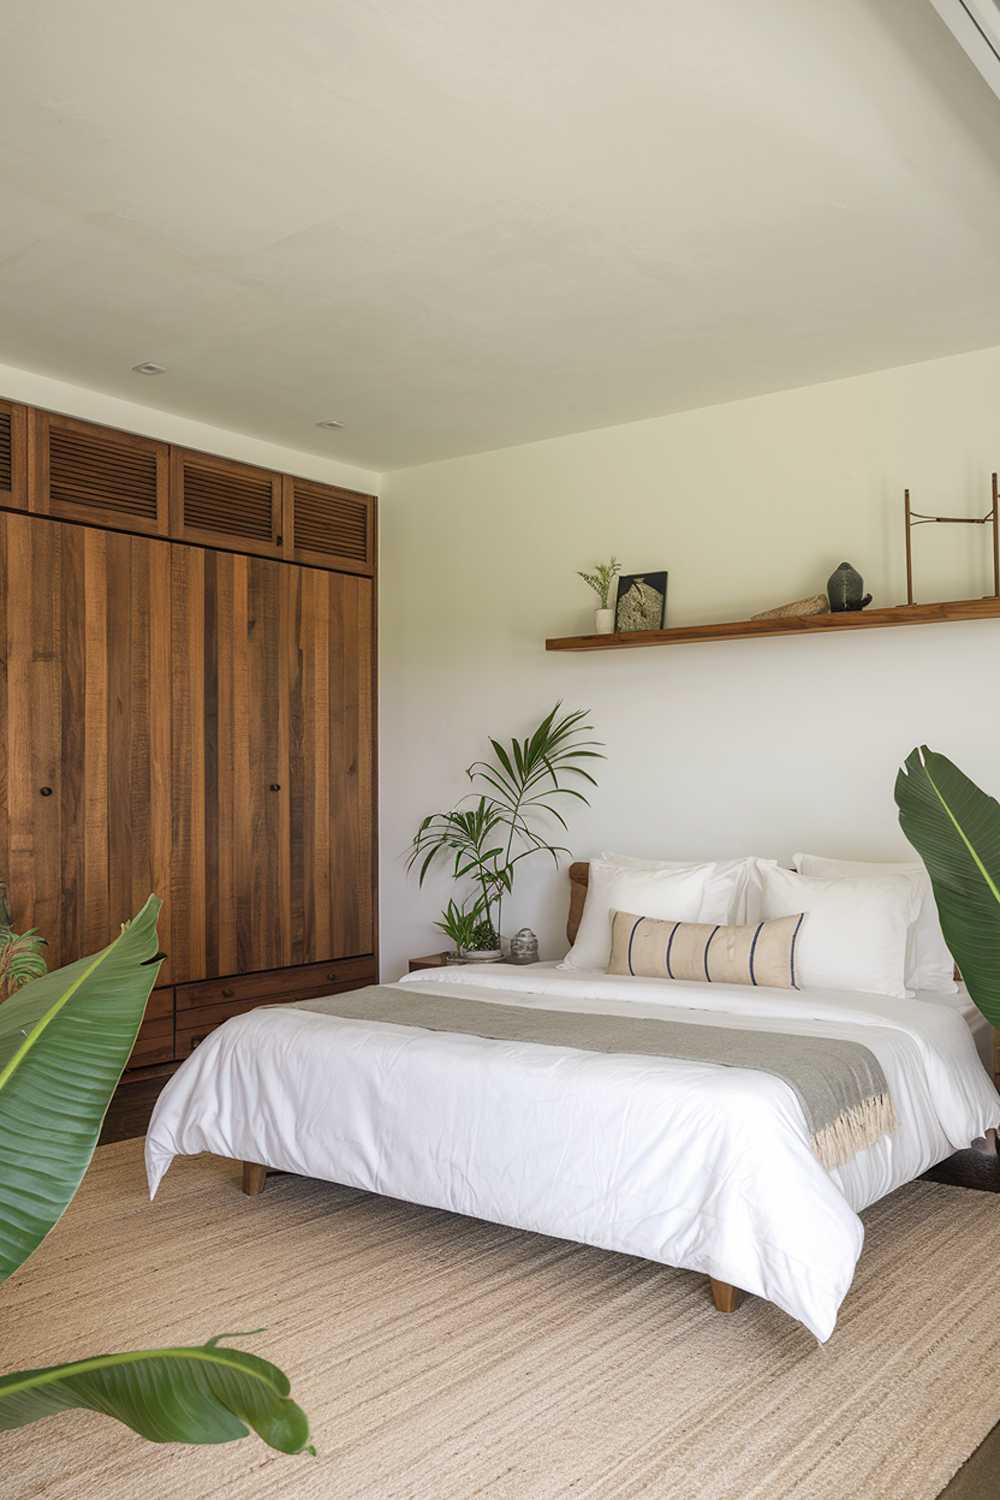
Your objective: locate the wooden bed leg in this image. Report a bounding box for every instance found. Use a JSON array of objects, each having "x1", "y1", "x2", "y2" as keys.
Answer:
[
  {"x1": 241, "y1": 1161, "x2": 267, "y2": 1197},
  {"x1": 709, "y1": 1277, "x2": 743, "y2": 1313}
]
